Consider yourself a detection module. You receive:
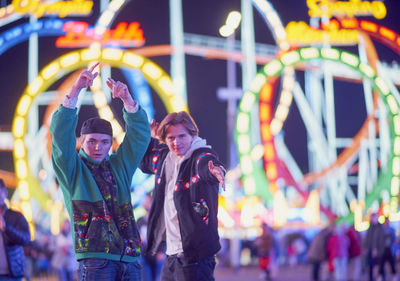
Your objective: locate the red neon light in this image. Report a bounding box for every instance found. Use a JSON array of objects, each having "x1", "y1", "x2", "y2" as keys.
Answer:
[
  {"x1": 379, "y1": 27, "x2": 396, "y2": 41},
  {"x1": 56, "y1": 21, "x2": 145, "y2": 48},
  {"x1": 341, "y1": 18, "x2": 358, "y2": 29},
  {"x1": 360, "y1": 20, "x2": 378, "y2": 33},
  {"x1": 336, "y1": 18, "x2": 400, "y2": 54}
]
